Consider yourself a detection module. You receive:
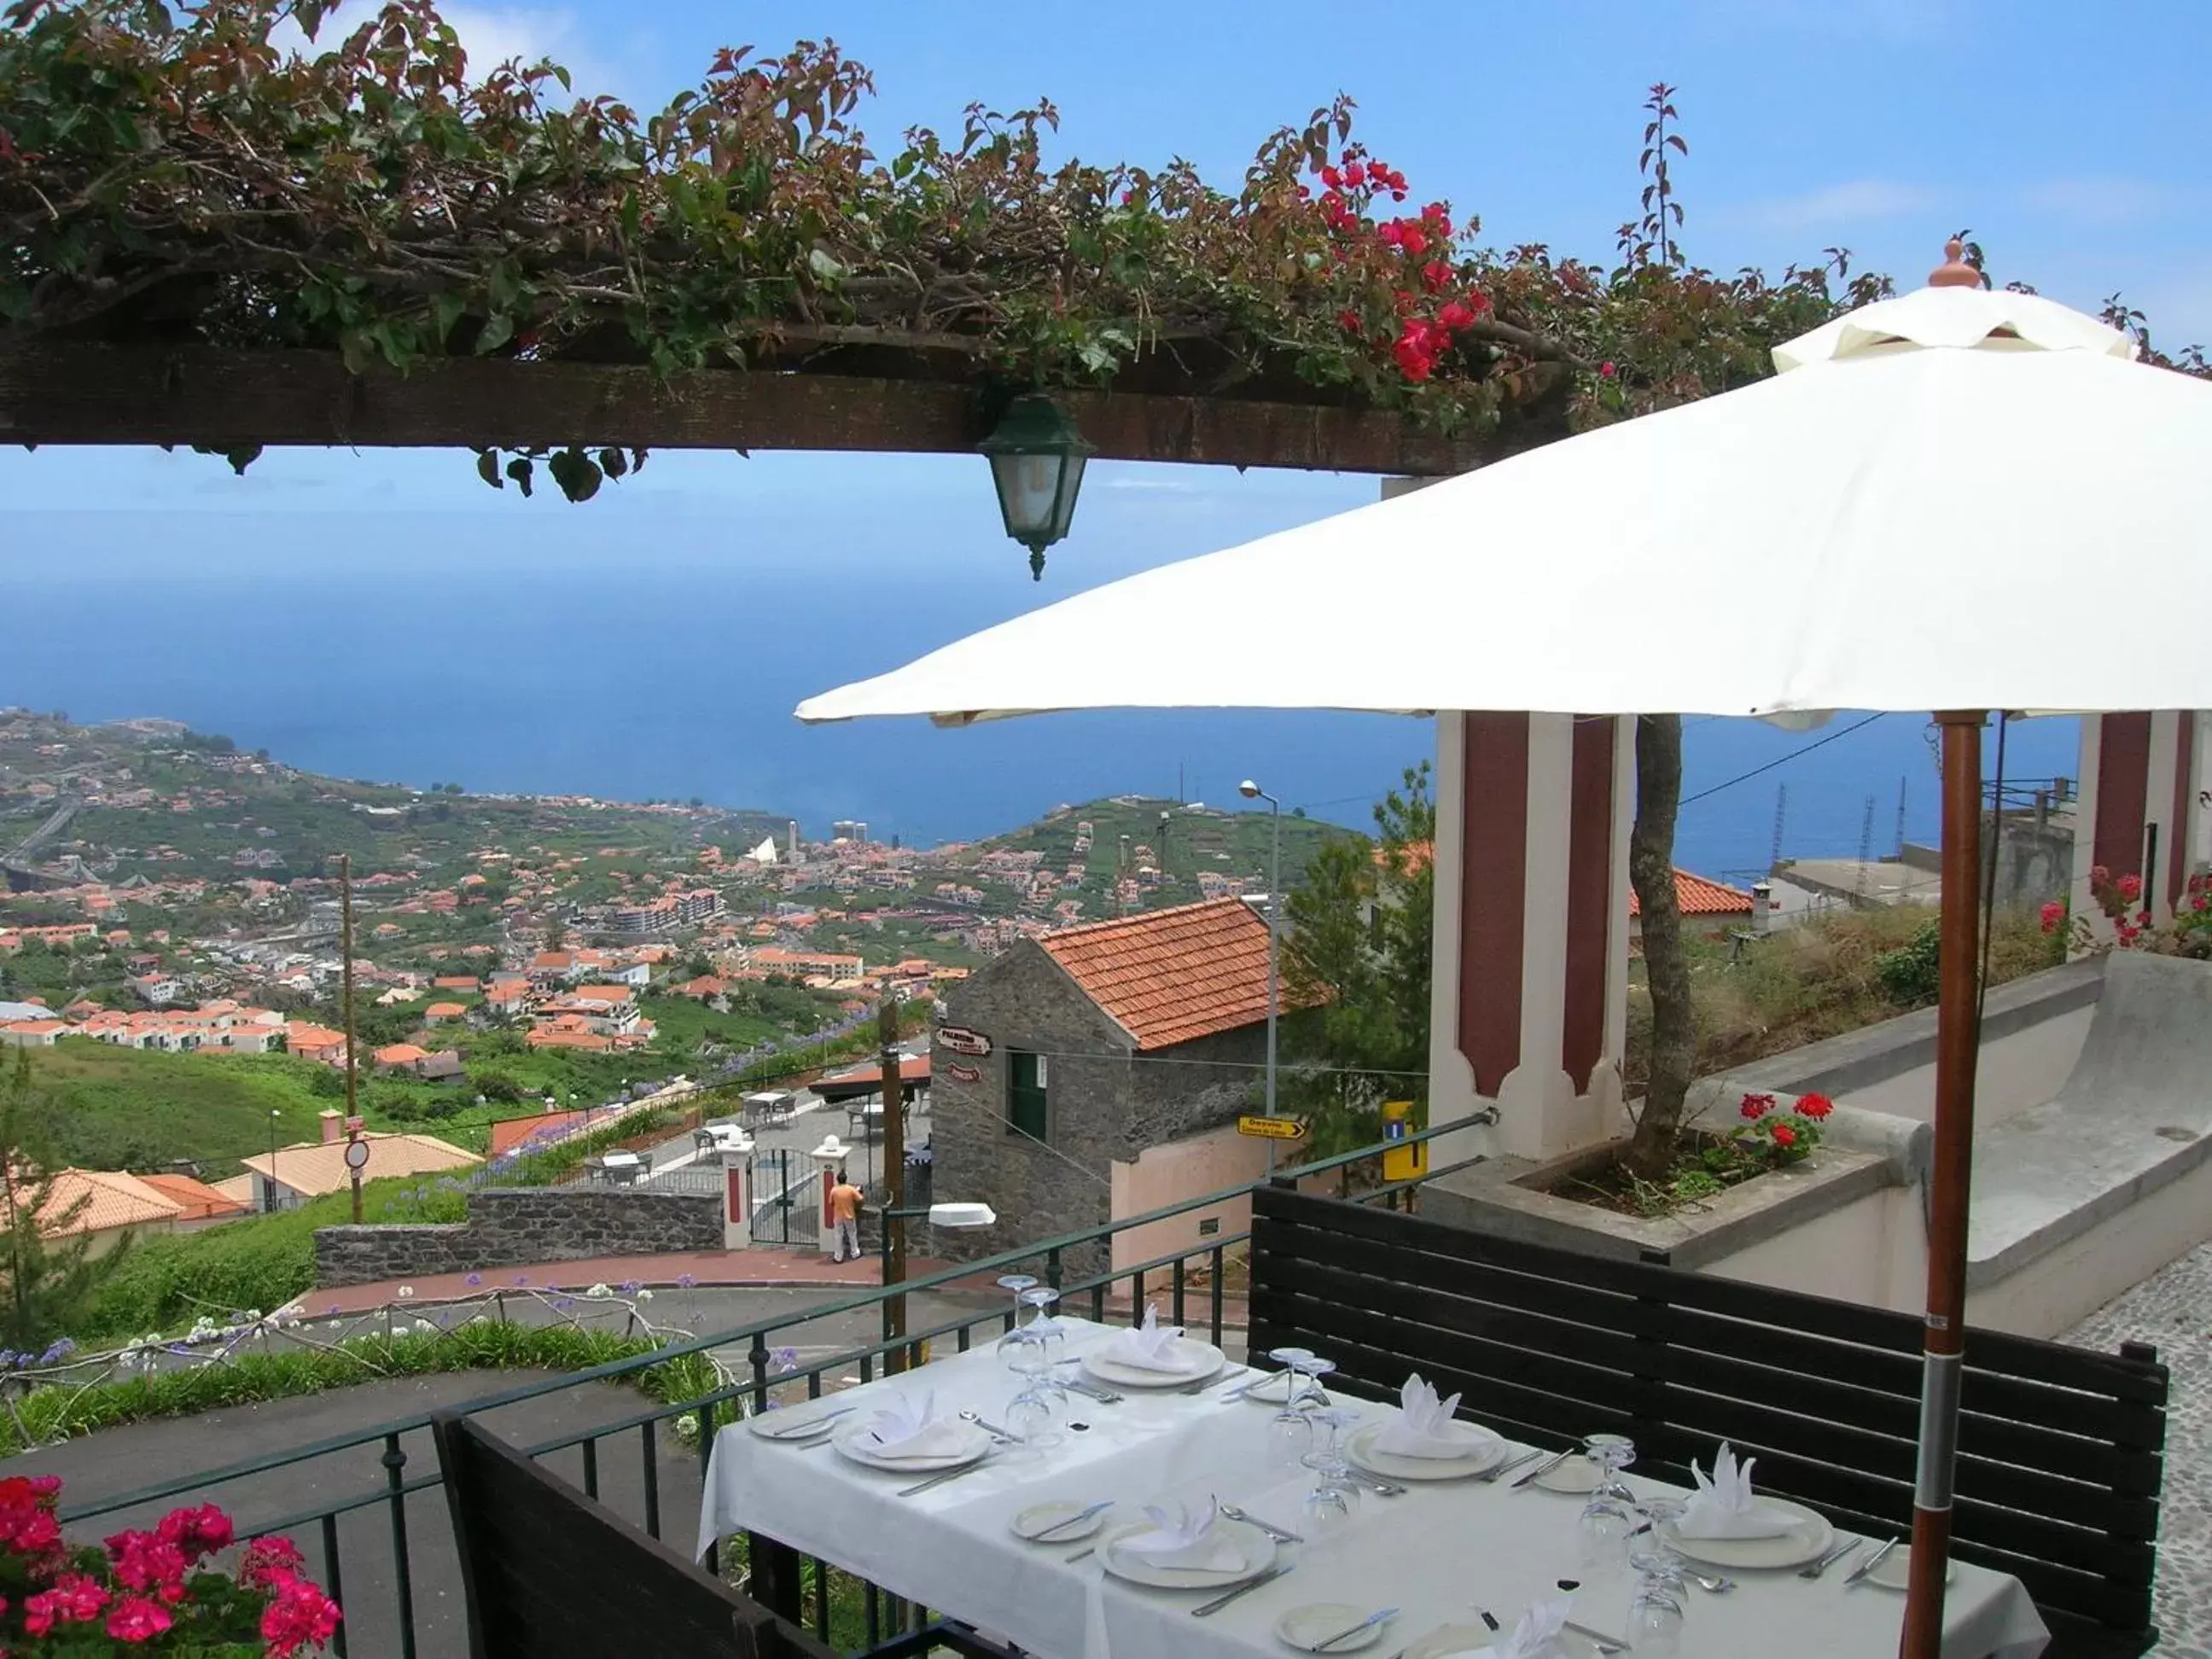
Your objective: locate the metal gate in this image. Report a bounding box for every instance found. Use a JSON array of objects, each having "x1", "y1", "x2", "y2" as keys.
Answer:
[{"x1": 747, "y1": 1150, "x2": 819, "y2": 1248}]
